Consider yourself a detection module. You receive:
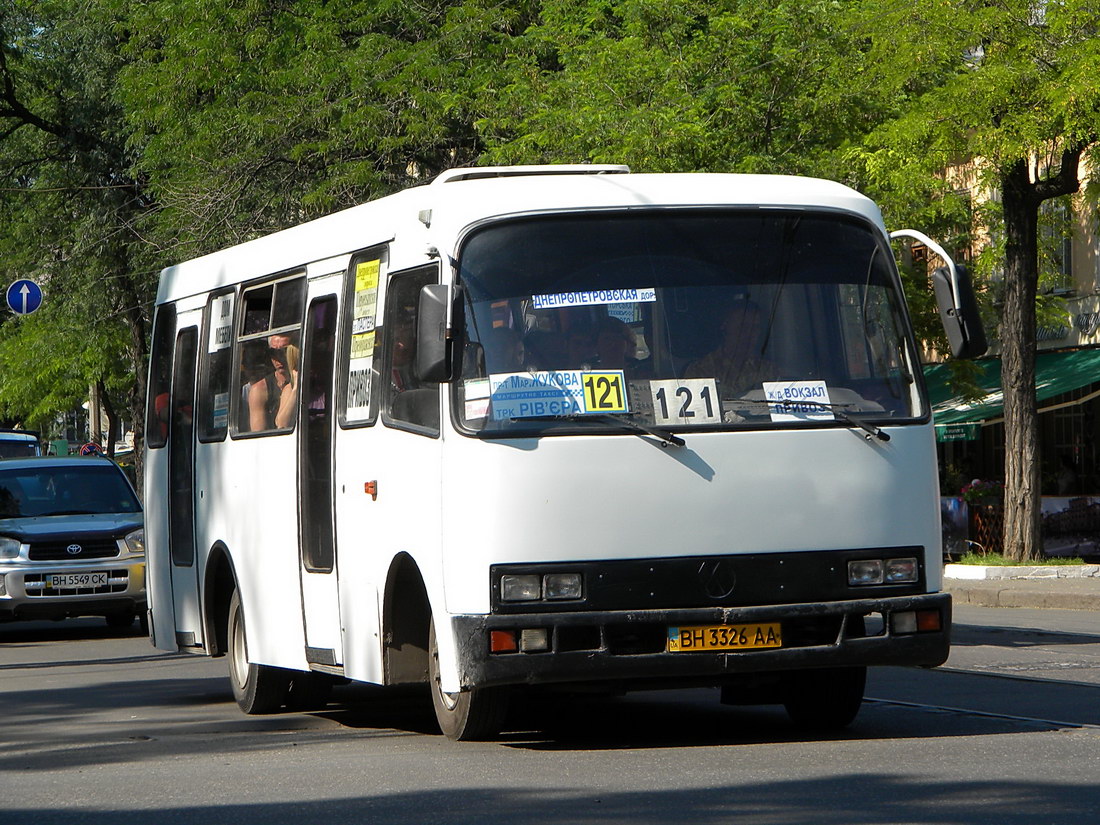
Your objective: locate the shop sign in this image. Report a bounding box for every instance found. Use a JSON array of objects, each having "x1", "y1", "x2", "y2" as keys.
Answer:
[{"x1": 936, "y1": 423, "x2": 979, "y2": 442}]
